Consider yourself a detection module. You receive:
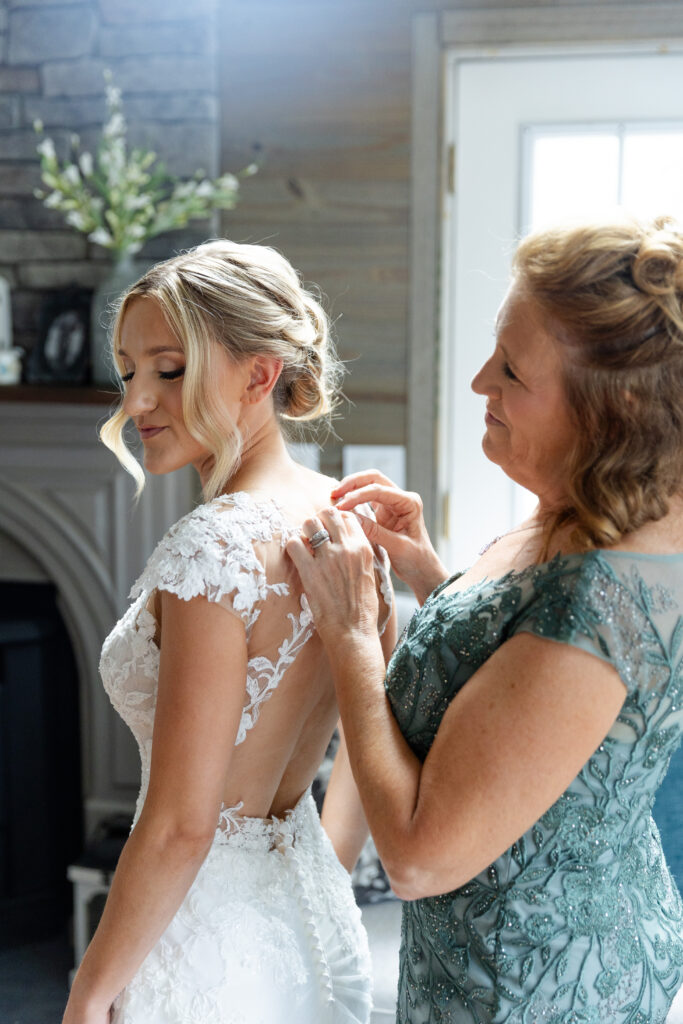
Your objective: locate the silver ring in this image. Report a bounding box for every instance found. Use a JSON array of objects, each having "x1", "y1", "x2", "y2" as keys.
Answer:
[{"x1": 309, "y1": 528, "x2": 331, "y2": 549}]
